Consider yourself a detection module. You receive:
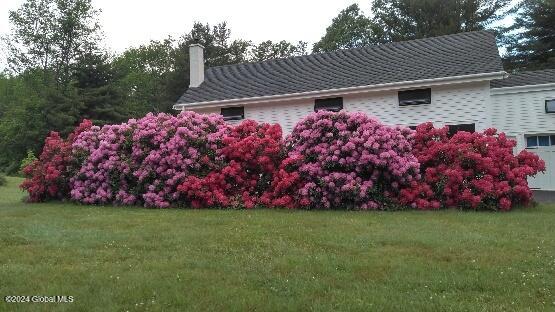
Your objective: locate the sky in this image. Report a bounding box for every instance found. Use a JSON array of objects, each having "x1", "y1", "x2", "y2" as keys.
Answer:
[{"x1": 0, "y1": 0, "x2": 370, "y2": 54}]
